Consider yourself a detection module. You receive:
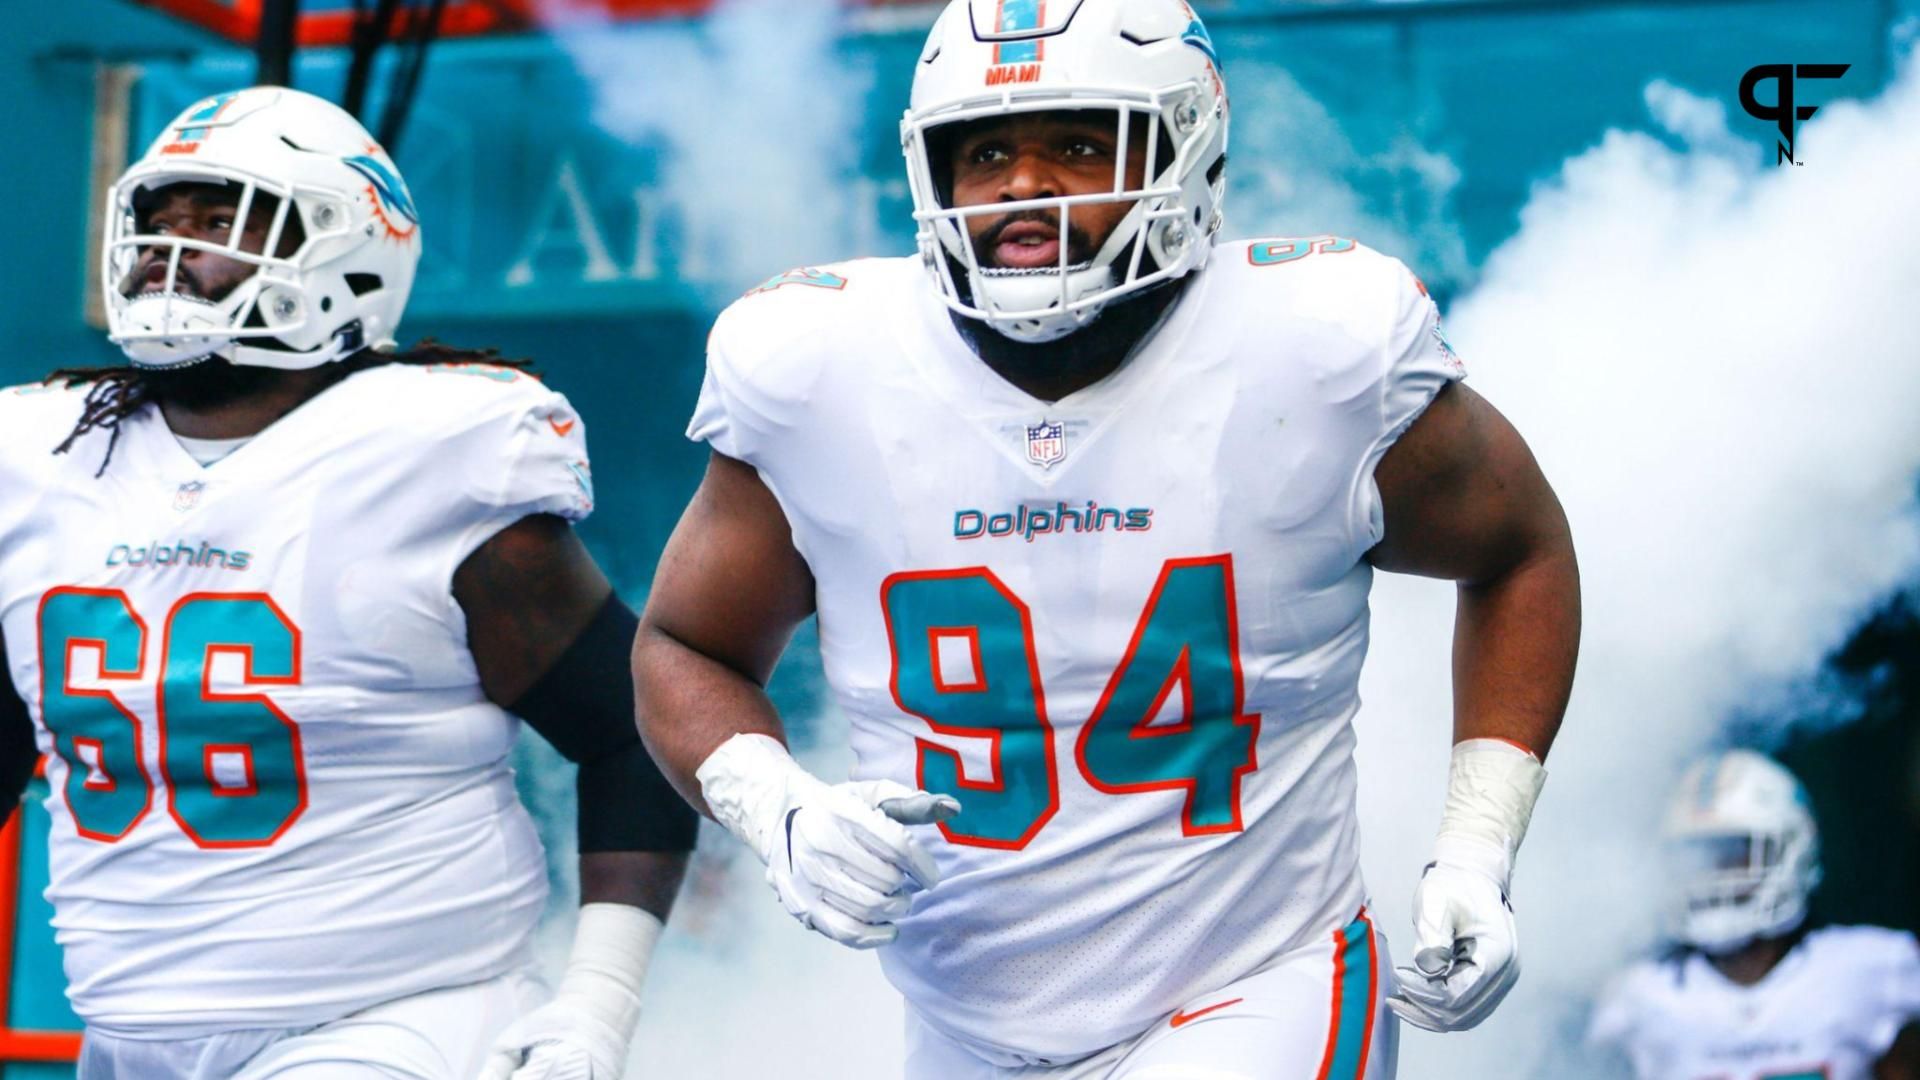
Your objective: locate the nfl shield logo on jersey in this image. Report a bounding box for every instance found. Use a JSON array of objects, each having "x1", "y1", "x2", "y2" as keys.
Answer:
[
  {"x1": 1025, "y1": 420, "x2": 1066, "y2": 469},
  {"x1": 174, "y1": 480, "x2": 206, "y2": 512}
]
